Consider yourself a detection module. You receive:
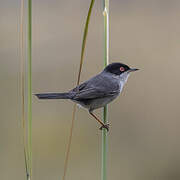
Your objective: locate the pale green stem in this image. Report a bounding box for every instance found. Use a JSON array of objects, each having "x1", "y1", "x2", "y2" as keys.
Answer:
[
  {"x1": 28, "y1": 0, "x2": 32, "y2": 179},
  {"x1": 102, "y1": 0, "x2": 109, "y2": 180}
]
